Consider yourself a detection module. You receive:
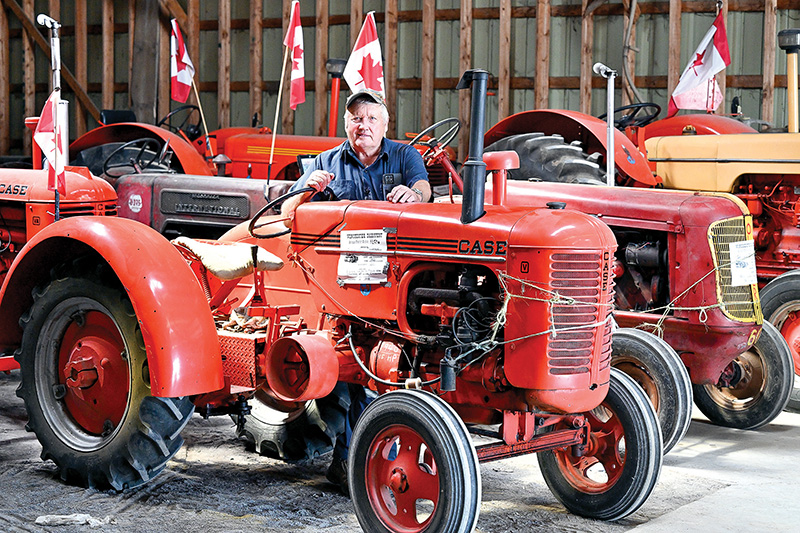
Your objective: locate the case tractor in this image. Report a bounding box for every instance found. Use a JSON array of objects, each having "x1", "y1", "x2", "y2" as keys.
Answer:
[
  {"x1": 479, "y1": 28, "x2": 800, "y2": 413},
  {"x1": 0, "y1": 68, "x2": 664, "y2": 531}
]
